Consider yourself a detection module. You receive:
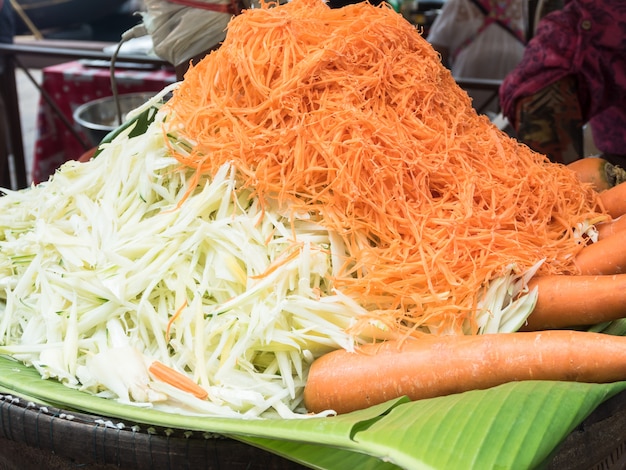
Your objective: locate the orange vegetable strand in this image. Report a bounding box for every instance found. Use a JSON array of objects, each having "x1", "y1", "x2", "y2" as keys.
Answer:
[
  {"x1": 166, "y1": 300, "x2": 188, "y2": 342},
  {"x1": 149, "y1": 361, "x2": 208, "y2": 400}
]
